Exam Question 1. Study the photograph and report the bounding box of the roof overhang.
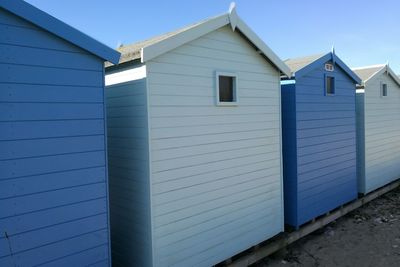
[293,52,361,84]
[359,64,400,88]
[140,3,291,76]
[0,0,120,64]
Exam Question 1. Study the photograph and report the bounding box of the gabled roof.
[284,51,361,84]
[352,64,400,87]
[0,0,120,64]
[284,53,325,74]
[108,3,291,76]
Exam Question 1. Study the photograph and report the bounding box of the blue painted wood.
[295,52,361,84]
[281,54,358,228]
[0,7,112,267]
[0,0,120,63]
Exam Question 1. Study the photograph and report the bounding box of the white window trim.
[381,82,388,97]
[215,71,238,106]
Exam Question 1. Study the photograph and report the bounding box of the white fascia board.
[386,65,400,88]
[141,14,230,62]
[234,16,291,77]
[363,65,386,86]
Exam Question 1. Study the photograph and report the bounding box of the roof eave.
[364,65,400,88]
[141,5,290,76]
[294,52,361,84]
[141,13,230,63]
[0,0,120,64]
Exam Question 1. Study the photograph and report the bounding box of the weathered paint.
[281,53,359,228]
[0,5,117,266]
[106,25,285,267]
[356,70,400,193]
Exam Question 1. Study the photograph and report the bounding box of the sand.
[255,186,400,267]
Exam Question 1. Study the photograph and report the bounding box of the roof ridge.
[351,64,386,70]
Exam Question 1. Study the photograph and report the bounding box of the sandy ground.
[254,186,400,267]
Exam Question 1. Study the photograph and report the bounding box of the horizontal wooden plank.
[152,144,277,172]
[148,60,277,83]
[0,102,104,121]
[0,43,101,71]
[297,124,355,139]
[153,159,280,194]
[0,150,105,180]
[154,186,281,230]
[0,83,103,103]
[298,151,356,175]
[0,63,102,86]
[14,229,109,267]
[150,105,278,117]
[152,152,280,184]
[0,167,106,199]
[151,122,275,139]
[297,117,355,130]
[1,183,107,219]
[151,128,279,150]
[39,244,109,267]
[297,132,355,148]
[0,8,36,29]
[0,120,104,141]
[0,23,85,54]
[0,198,107,237]
[152,136,277,161]
[154,169,280,207]
[297,159,356,185]
[0,135,105,160]
[8,214,107,255]
[297,145,355,166]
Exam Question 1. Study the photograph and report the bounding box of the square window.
[216,72,238,105]
[381,83,388,97]
[326,76,335,95]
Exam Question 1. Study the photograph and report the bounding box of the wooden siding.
[105,65,152,267]
[356,92,366,193]
[146,25,284,267]
[281,61,358,228]
[362,75,400,193]
[281,83,298,226]
[0,8,110,267]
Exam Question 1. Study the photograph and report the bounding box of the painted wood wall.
[105,64,153,267]
[281,61,358,227]
[356,91,366,193]
[0,8,111,266]
[360,74,400,193]
[146,25,284,266]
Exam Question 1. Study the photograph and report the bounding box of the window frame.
[215,71,238,106]
[325,74,336,96]
[381,82,388,97]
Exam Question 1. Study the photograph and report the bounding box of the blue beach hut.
[281,51,361,228]
[0,0,120,266]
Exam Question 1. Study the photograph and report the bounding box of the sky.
[25,0,400,73]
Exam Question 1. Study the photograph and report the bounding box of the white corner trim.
[105,65,147,86]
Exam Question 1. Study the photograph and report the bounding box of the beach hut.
[105,4,290,267]
[0,0,120,266]
[353,64,400,194]
[281,51,361,228]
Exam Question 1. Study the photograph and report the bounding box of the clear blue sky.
[25,0,400,73]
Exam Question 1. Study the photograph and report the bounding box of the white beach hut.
[354,64,400,194]
[105,4,290,267]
